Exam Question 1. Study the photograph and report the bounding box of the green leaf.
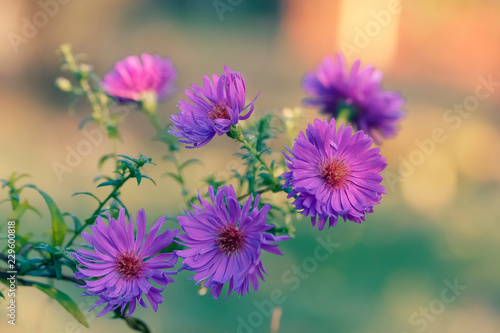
[0,277,10,287]
[63,212,82,232]
[97,180,118,188]
[93,175,112,183]
[120,314,150,332]
[111,196,129,217]
[78,116,94,130]
[73,192,101,204]
[163,172,183,185]
[53,259,63,280]
[33,282,89,328]
[0,290,4,299]
[10,172,31,185]
[34,243,55,254]
[119,159,135,171]
[163,154,176,162]
[1,179,9,188]
[179,158,201,171]
[98,154,116,169]
[139,175,156,186]
[25,185,67,246]
[106,125,120,139]
[7,199,30,222]
[117,154,138,163]
[26,204,42,217]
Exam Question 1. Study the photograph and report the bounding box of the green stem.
[60,45,104,121]
[230,126,279,191]
[116,309,151,333]
[335,102,355,128]
[65,174,132,248]
[236,186,274,201]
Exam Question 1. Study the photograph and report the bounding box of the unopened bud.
[55,77,72,92]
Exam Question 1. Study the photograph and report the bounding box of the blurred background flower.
[0,1,499,332]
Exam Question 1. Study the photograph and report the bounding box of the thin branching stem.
[65,174,132,248]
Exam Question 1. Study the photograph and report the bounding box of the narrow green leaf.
[63,212,82,232]
[0,277,10,287]
[97,180,118,188]
[53,259,63,280]
[119,159,135,171]
[163,172,183,185]
[163,154,176,162]
[93,175,112,183]
[140,175,156,186]
[78,116,94,130]
[72,192,101,204]
[8,172,18,184]
[0,290,4,299]
[135,173,142,185]
[26,204,42,217]
[25,185,67,246]
[34,243,54,254]
[117,154,138,163]
[33,282,89,328]
[7,200,30,222]
[98,154,116,169]
[111,197,129,217]
[179,158,201,171]
[13,173,31,183]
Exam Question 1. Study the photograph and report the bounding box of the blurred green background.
[1,1,500,332]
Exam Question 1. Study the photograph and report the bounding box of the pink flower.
[101,53,176,103]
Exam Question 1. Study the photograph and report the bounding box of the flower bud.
[55,77,72,92]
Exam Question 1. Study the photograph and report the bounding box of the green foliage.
[58,44,122,139]
[0,173,40,223]
[34,282,89,327]
[72,192,101,204]
[65,153,156,248]
[230,114,282,197]
[0,44,301,333]
[25,185,67,247]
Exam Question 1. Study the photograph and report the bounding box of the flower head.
[176,185,289,299]
[101,53,176,103]
[169,66,258,148]
[282,118,387,230]
[73,208,178,317]
[302,54,404,144]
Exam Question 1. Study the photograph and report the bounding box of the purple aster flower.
[168,66,259,148]
[176,185,289,299]
[282,118,387,230]
[302,54,404,144]
[72,208,178,317]
[101,53,176,103]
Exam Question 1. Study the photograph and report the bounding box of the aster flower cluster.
[69,50,402,323]
[302,54,404,144]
